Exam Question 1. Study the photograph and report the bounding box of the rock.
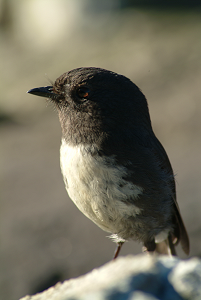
[19,254,201,300]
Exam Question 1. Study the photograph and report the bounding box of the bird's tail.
[155,234,176,256]
[143,232,177,256]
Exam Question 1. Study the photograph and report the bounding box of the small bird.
[28,67,189,258]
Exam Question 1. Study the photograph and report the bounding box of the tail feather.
[173,201,190,255]
[155,240,171,256]
[155,234,177,256]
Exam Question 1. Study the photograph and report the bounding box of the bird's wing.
[149,134,190,255]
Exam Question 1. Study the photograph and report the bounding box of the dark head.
[28,67,152,146]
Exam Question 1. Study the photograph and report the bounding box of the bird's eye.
[76,87,90,99]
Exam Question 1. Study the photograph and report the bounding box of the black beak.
[27,86,58,100]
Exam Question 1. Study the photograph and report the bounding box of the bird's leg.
[113,241,124,260]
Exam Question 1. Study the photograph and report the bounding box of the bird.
[28,67,189,258]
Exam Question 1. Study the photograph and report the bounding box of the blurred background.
[1,0,201,299]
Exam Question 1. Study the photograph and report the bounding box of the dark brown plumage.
[28,67,189,257]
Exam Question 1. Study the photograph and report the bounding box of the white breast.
[60,139,142,235]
